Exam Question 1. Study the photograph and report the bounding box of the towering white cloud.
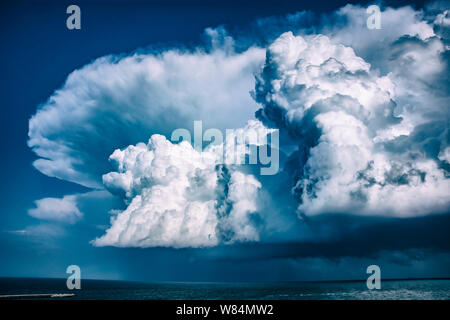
[254,31,450,217]
[93,123,266,248]
[27,3,450,248]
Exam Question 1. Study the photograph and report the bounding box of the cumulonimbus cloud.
[93,126,267,248]
[254,30,449,217]
[27,4,450,248]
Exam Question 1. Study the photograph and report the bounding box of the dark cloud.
[196,213,450,261]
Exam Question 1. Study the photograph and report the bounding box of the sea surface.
[0,278,449,300]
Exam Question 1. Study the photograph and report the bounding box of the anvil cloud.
[28,4,450,249]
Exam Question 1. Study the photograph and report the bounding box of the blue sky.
[0,0,449,282]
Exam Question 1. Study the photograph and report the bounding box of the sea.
[0,278,449,300]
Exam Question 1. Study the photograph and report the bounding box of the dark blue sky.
[0,0,448,282]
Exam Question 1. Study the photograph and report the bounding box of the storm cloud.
[27,3,450,252]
